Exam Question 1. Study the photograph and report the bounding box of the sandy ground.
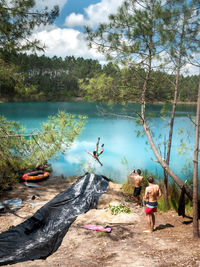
[0,176,200,267]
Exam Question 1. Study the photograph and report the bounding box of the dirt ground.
[0,176,200,267]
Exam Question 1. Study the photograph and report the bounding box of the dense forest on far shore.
[0,52,199,103]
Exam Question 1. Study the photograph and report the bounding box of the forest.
[0,52,199,102]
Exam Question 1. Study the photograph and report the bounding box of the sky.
[31,0,199,75]
[31,0,124,65]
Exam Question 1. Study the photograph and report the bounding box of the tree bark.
[163,2,187,209]
[140,0,194,202]
[142,119,193,200]
[193,75,200,238]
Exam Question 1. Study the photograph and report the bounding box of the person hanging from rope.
[85,137,104,166]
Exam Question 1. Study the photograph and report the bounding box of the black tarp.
[0,173,109,266]
[178,185,200,219]
[178,185,186,217]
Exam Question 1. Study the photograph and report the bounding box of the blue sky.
[56,0,100,28]
[31,0,124,64]
[31,0,199,75]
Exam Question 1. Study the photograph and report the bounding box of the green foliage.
[121,179,134,195]
[1,51,199,102]
[177,139,191,155]
[158,181,193,215]
[158,182,180,211]
[179,75,200,102]
[1,53,105,100]
[0,0,59,52]
[0,111,86,188]
[162,0,200,70]
[109,204,131,215]
[79,66,140,102]
[79,66,148,103]
[0,56,38,98]
[86,0,165,67]
[185,200,193,217]
[79,74,116,102]
[0,0,59,100]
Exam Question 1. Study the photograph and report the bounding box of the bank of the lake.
[0,176,199,267]
[0,96,197,105]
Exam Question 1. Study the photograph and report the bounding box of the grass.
[158,181,193,216]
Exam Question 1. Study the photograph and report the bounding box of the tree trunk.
[163,4,187,209]
[139,0,193,202]
[163,171,169,209]
[163,66,180,209]
[193,75,200,238]
[142,119,193,200]
[140,62,193,200]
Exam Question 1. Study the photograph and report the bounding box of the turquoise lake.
[0,102,197,183]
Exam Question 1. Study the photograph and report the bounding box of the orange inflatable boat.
[21,171,50,181]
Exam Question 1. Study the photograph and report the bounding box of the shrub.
[109,204,131,215]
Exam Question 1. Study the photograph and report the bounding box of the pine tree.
[0,0,59,99]
[160,0,200,209]
[85,0,200,202]
[0,0,59,53]
[0,112,86,189]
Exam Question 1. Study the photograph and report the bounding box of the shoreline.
[0,97,197,105]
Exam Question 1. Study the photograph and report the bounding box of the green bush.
[158,181,192,214]
[109,204,131,215]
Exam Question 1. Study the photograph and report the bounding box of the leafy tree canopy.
[0,0,59,100]
[0,0,59,53]
[0,111,86,189]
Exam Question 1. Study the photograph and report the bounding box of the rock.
[74,208,140,226]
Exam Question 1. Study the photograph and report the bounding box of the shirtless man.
[128,169,143,206]
[85,137,104,166]
[144,176,162,232]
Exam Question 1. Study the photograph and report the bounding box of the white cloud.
[70,140,94,150]
[31,27,105,61]
[65,0,124,28]
[64,154,82,164]
[182,63,200,76]
[66,13,85,27]
[63,140,97,165]
[150,50,199,76]
[34,0,67,11]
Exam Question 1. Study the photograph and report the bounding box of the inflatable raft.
[21,171,50,181]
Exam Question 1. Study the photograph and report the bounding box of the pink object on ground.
[84,224,112,233]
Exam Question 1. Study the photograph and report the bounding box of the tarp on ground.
[0,173,109,266]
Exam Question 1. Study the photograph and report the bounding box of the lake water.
[0,102,197,183]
